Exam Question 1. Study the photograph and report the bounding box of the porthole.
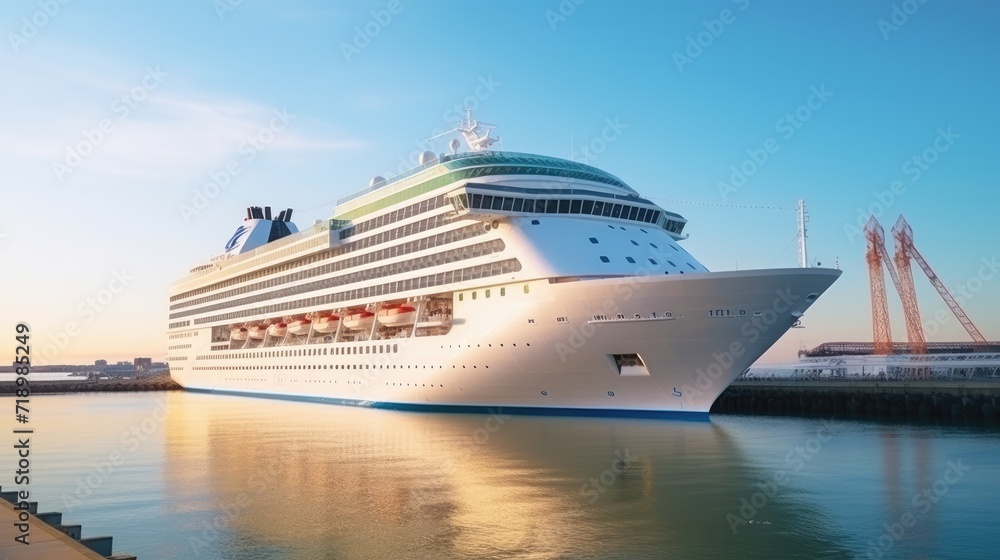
[608,391,615,397]
[491,220,500,229]
[500,287,506,296]
[523,284,530,294]
[589,237,599,244]
[472,292,477,300]
[485,289,491,298]
[600,256,610,263]
[541,390,548,396]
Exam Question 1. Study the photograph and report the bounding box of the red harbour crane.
[864,215,987,354]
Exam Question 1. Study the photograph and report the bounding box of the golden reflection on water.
[158,392,852,559]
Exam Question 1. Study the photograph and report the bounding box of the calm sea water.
[3,392,998,559]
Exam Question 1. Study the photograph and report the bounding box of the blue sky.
[1,0,997,365]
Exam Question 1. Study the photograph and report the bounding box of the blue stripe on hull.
[185,387,709,421]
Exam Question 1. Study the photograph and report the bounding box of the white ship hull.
[171,268,838,416]
[167,147,841,417]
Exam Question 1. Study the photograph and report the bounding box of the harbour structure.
[747,215,999,381]
[167,113,840,416]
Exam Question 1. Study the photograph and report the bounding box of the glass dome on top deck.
[336,150,639,208]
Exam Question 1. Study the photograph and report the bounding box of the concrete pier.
[712,378,1000,421]
[0,489,135,559]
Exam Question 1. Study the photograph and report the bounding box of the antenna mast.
[797,198,809,268]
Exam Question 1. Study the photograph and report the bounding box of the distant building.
[134,357,152,374]
[95,359,108,367]
[105,361,135,377]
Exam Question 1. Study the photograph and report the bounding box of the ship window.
[546,200,559,213]
[611,204,622,218]
[501,197,514,211]
[593,201,604,215]
[472,291,477,300]
[626,257,636,264]
[570,200,582,214]
[485,289,491,298]
[482,195,493,209]
[558,200,570,213]
[651,211,661,223]
[491,196,504,211]
[582,200,594,214]
[471,194,482,208]
[512,198,523,212]
[630,240,638,246]
[523,199,535,213]
[600,256,610,263]
[601,203,613,217]
[607,224,614,229]
[459,293,464,301]
[394,344,398,353]
[638,208,648,222]
[524,284,530,294]
[500,287,506,296]
[688,263,697,270]
[650,243,658,249]
[628,206,639,221]
[649,258,657,265]
[668,260,676,267]
[589,237,598,244]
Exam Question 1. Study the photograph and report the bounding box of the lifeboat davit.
[248,325,267,340]
[313,314,340,334]
[287,319,311,336]
[267,322,287,338]
[230,327,248,341]
[342,311,375,331]
[378,304,417,327]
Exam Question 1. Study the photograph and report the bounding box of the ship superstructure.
[167,117,840,416]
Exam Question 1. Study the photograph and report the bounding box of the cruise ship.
[167,115,841,417]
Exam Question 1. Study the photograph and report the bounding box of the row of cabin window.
[193,258,522,326]
[172,239,505,320]
[457,285,526,302]
[467,194,661,225]
[208,344,401,360]
[172,222,488,311]
[339,195,447,240]
[174,210,462,303]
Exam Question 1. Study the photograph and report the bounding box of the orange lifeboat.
[313,314,340,334]
[287,318,311,336]
[377,304,417,327]
[248,324,267,340]
[267,322,287,338]
[230,327,248,341]
[342,310,375,331]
